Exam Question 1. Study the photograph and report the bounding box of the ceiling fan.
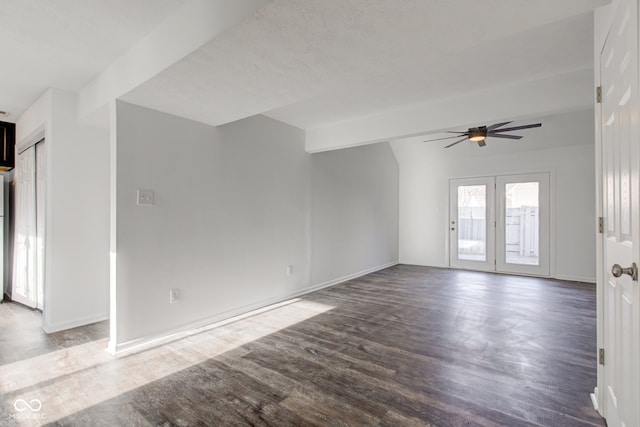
[424,121,542,148]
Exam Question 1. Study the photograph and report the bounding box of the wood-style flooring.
[0,265,604,426]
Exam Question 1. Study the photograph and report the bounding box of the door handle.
[611,263,638,281]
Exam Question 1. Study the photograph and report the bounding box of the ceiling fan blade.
[446,130,469,134]
[486,121,512,132]
[491,123,542,133]
[424,135,469,143]
[488,133,523,140]
[444,137,469,148]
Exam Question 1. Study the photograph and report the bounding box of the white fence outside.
[458,206,539,263]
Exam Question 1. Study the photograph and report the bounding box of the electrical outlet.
[169,288,179,303]
[287,265,294,276]
[137,189,155,206]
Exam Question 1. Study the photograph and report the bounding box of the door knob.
[611,263,638,281]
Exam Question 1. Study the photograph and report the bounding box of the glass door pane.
[504,182,539,265]
[496,173,550,276]
[457,185,487,261]
[449,177,495,272]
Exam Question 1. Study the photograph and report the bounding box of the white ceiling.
[2,0,608,131]
[0,0,186,121]
[265,13,596,129]
[121,0,607,129]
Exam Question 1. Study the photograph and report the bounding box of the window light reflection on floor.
[0,298,334,424]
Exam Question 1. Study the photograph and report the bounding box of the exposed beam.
[78,0,271,126]
[305,68,594,153]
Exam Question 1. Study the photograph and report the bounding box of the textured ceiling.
[0,0,186,121]
[2,0,608,130]
[122,0,607,129]
[265,13,596,129]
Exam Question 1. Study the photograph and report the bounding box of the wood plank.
[4,265,603,426]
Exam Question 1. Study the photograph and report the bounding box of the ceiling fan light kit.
[425,121,542,148]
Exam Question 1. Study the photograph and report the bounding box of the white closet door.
[12,146,37,308]
[35,141,46,310]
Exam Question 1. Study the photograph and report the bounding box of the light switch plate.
[137,189,154,206]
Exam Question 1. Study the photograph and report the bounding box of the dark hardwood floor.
[0,265,603,426]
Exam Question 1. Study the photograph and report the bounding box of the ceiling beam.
[305,68,594,153]
[77,0,271,127]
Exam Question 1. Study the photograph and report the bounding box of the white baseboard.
[421,264,596,284]
[590,388,599,411]
[43,312,109,334]
[307,261,399,294]
[554,274,596,284]
[111,261,399,356]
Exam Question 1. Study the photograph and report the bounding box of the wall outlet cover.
[169,288,179,303]
[137,189,155,206]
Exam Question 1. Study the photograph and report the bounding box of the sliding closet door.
[12,146,37,308]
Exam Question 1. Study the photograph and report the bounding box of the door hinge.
[599,348,605,365]
[598,217,604,234]
[596,86,602,104]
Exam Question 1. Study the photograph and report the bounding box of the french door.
[450,173,550,276]
[449,177,495,271]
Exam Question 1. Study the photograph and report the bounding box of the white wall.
[392,109,596,282]
[311,143,399,285]
[112,101,399,350]
[16,88,110,332]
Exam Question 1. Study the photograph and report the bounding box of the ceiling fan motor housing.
[469,127,487,142]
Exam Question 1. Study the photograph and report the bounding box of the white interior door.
[600,0,640,425]
[12,146,37,308]
[496,173,550,276]
[449,177,495,271]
